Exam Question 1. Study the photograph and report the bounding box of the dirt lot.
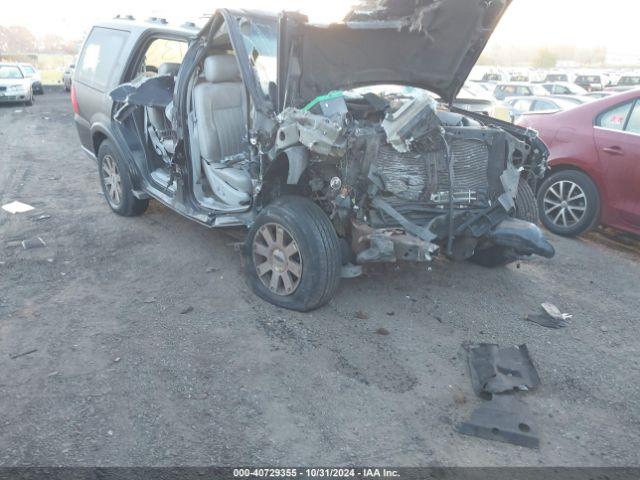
[1,89,639,467]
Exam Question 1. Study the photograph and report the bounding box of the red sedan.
[517,89,640,237]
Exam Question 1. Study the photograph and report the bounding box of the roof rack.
[114,14,135,20]
[146,17,168,24]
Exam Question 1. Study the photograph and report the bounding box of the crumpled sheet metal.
[457,395,540,449]
[467,343,540,398]
[276,108,346,157]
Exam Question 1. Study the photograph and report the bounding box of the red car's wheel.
[537,170,600,237]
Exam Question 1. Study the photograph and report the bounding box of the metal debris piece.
[34,214,52,221]
[375,328,390,336]
[457,395,540,449]
[541,302,572,321]
[355,310,369,320]
[526,314,568,329]
[22,237,46,250]
[2,201,35,214]
[467,344,540,398]
[180,306,194,315]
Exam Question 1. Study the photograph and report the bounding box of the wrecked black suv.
[73,1,554,311]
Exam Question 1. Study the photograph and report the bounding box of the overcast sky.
[2,0,638,55]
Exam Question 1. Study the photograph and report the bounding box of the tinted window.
[516,86,531,95]
[532,100,557,111]
[76,27,130,91]
[597,101,633,131]
[21,66,35,76]
[619,76,640,86]
[625,101,640,134]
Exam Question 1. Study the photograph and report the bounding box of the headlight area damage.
[272,92,554,269]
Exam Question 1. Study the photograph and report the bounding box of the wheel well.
[92,132,107,155]
[539,164,599,193]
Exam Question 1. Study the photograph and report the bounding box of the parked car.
[19,64,43,94]
[544,72,572,83]
[447,83,496,116]
[517,90,640,237]
[542,82,587,96]
[482,72,508,83]
[493,82,549,101]
[0,63,35,105]
[583,91,614,99]
[575,74,610,92]
[73,6,554,311]
[501,95,581,122]
[615,75,640,88]
[63,64,75,91]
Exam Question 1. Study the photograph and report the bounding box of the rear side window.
[76,27,130,91]
[624,101,640,134]
[596,101,633,131]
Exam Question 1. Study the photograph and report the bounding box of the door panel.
[594,99,640,227]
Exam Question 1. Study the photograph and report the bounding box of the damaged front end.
[271,90,554,268]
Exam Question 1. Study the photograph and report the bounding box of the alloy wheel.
[252,223,303,296]
[101,155,123,207]
[543,180,587,228]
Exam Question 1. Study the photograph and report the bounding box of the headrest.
[158,62,181,76]
[203,55,240,83]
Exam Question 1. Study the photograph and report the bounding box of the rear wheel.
[537,170,599,237]
[98,140,149,216]
[245,196,341,311]
[470,179,539,268]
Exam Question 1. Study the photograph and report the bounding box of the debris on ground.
[457,395,540,449]
[21,237,46,250]
[206,267,218,273]
[10,348,38,359]
[541,302,572,321]
[526,313,568,329]
[526,302,572,329]
[180,306,194,315]
[2,201,35,214]
[33,214,52,221]
[375,328,390,336]
[467,343,540,398]
[355,310,369,320]
[453,391,466,405]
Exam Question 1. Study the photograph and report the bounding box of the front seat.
[147,62,182,160]
[193,55,251,206]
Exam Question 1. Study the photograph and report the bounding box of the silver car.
[0,63,34,106]
[63,64,75,92]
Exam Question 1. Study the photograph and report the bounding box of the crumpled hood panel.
[298,0,511,104]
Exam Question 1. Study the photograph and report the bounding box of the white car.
[19,63,44,94]
[0,63,34,106]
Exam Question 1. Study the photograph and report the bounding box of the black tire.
[470,179,539,268]
[537,169,599,237]
[244,196,341,312]
[98,140,149,217]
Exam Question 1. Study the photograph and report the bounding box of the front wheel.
[244,196,341,312]
[98,140,149,216]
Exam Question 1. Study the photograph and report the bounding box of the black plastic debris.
[457,395,540,449]
[21,237,46,250]
[467,344,540,398]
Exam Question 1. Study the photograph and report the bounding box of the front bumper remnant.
[487,218,555,259]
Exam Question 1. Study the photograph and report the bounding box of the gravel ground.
[1,89,639,467]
